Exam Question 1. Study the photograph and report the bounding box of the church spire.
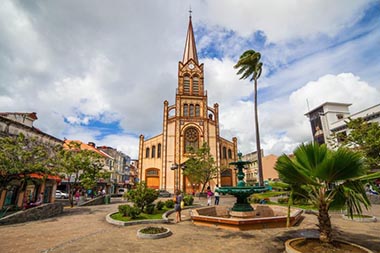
[182,11,198,64]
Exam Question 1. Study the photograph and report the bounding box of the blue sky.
[0,0,379,158]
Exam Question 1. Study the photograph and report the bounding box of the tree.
[275,142,380,243]
[183,142,218,193]
[234,49,264,186]
[125,181,159,212]
[330,118,380,172]
[56,142,106,207]
[0,133,58,192]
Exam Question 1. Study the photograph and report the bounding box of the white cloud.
[0,0,379,160]
[201,0,373,42]
[258,73,380,155]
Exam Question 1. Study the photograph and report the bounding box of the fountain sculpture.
[216,153,267,217]
[190,153,303,230]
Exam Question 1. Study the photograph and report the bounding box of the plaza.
[0,196,379,253]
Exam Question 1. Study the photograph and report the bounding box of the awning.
[22,173,62,182]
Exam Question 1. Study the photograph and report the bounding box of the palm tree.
[234,50,264,186]
[275,142,380,243]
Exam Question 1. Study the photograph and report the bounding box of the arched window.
[190,104,194,117]
[228,149,232,159]
[184,76,190,94]
[146,169,159,176]
[192,76,199,95]
[145,147,150,158]
[157,144,161,158]
[223,147,227,159]
[151,145,156,158]
[183,104,188,116]
[195,104,200,117]
[184,127,199,152]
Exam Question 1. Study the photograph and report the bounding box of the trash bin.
[104,195,110,204]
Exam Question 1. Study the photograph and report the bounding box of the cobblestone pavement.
[0,196,379,253]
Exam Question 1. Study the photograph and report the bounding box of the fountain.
[190,153,303,230]
[217,153,267,217]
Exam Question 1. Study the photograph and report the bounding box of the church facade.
[138,16,238,194]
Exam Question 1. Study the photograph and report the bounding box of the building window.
[151,145,156,158]
[183,104,188,116]
[190,104,194,117]
[223,147,227,159]
[195,104,200,117]
[184,76,190,94]
[145,147,150,158]
[157,144,161,158]
[228,149,232,159]
[184,127,199,152]
[192,77,199,95]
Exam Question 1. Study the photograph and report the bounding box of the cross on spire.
[189,6,192,19]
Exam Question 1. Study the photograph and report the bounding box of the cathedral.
[138,16,238,194]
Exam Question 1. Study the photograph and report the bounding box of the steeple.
[182,12,198,64]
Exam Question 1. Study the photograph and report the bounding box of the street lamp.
[171,163,186,192]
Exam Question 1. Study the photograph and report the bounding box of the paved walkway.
[0,196,379,253]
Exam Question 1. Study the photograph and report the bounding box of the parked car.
[117,188,128,197]
[55,190,69,199]
[157,190,171,198]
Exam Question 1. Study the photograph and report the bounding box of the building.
[97,146,132,192]
[138,16,238,194]
[305,102,380,147]
[242,151,279,184]
[0,112,63,209]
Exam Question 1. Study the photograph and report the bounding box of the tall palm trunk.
[254,77,264,186]
[318,203,332,243]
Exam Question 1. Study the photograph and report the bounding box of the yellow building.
[138,16,238,194]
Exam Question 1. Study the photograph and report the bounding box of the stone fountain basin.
[191,204,303,231]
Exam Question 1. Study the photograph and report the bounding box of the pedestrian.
[214,184,220,205]
[174,190,183,223]
[75,190,80,204]
[206,186,213,206]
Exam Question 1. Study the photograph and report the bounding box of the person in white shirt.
[214,184,220,205]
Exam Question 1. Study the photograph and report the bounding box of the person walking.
[206,186,213,206]
[214,184,220,205]
[174,190,183,223]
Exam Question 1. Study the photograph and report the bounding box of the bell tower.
[139,13,238,194]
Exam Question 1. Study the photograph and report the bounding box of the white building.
[305,102,380,148]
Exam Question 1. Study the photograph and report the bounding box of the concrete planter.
[285,238,373,253]
[136,227,172,239]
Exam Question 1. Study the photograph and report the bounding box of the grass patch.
[111,207,170,222]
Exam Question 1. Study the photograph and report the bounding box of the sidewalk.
[0,196,378,253]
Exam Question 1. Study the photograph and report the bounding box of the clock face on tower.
[188,63,195,70]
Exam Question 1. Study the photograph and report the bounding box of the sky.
[1,0,379,159]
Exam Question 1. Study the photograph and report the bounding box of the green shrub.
[128,205,141,219]
[125,181,159,212]
[145,204,155,214]
[156,200,164,210]
[118,204,141,219]
[118,204,129,216]
[249,196,261,203]
[165,199,174,208]
[277,197,289,204]
[183,195,194,206]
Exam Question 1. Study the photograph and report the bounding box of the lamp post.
[171,163,186,192]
